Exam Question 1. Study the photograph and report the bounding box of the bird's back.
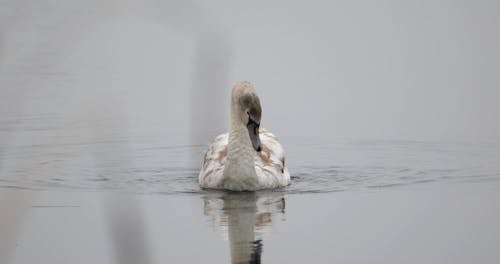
[199,129,290,190]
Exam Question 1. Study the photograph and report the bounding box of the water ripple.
[1,141,499,195]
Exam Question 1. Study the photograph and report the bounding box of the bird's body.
[198,81,290,191]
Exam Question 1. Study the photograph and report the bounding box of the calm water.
[1,74,500,264]
[2,1,500,263]
[1,116,500,263]
[1,132,500,194]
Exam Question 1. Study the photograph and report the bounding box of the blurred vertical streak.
[0,30,3,69]
[0,31,4,169]
[1,1,231,263]
[89,122,152,264]
[0,191,33,264]
[89,110,151,264]
[190,30,232,146]
[102,193,152,264]
[149,0,232,161]
[0,1,152,263]
[0,26,19,264]
[0,9,31,262]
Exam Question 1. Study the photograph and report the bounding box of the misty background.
[1,0,499,150]
[1,1,500,264]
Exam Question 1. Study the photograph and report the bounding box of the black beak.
[247,119,261,152]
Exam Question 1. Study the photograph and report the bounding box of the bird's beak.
[247,118,261,152]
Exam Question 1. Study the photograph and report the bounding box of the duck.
[199,81,290,191]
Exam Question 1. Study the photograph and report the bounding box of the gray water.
[2,1,500,263]
[1,110,500,264]
[1,133,500,194]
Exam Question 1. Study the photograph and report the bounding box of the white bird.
[199,81,290,191]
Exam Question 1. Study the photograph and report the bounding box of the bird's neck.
[222,109,258,190]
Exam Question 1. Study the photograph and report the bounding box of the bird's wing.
[199,133,228,188]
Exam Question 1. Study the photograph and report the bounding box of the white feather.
[198,81,290,190]
[199,128,290,190]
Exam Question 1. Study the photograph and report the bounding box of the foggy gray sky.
[1,3,500,263]
[0,0,499,146]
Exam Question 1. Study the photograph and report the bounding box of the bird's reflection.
[203,191,286,264]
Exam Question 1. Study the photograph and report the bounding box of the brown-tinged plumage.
[198,81,290,190]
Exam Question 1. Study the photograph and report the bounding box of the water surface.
[1,134,499,194]
[2,1,500,263]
